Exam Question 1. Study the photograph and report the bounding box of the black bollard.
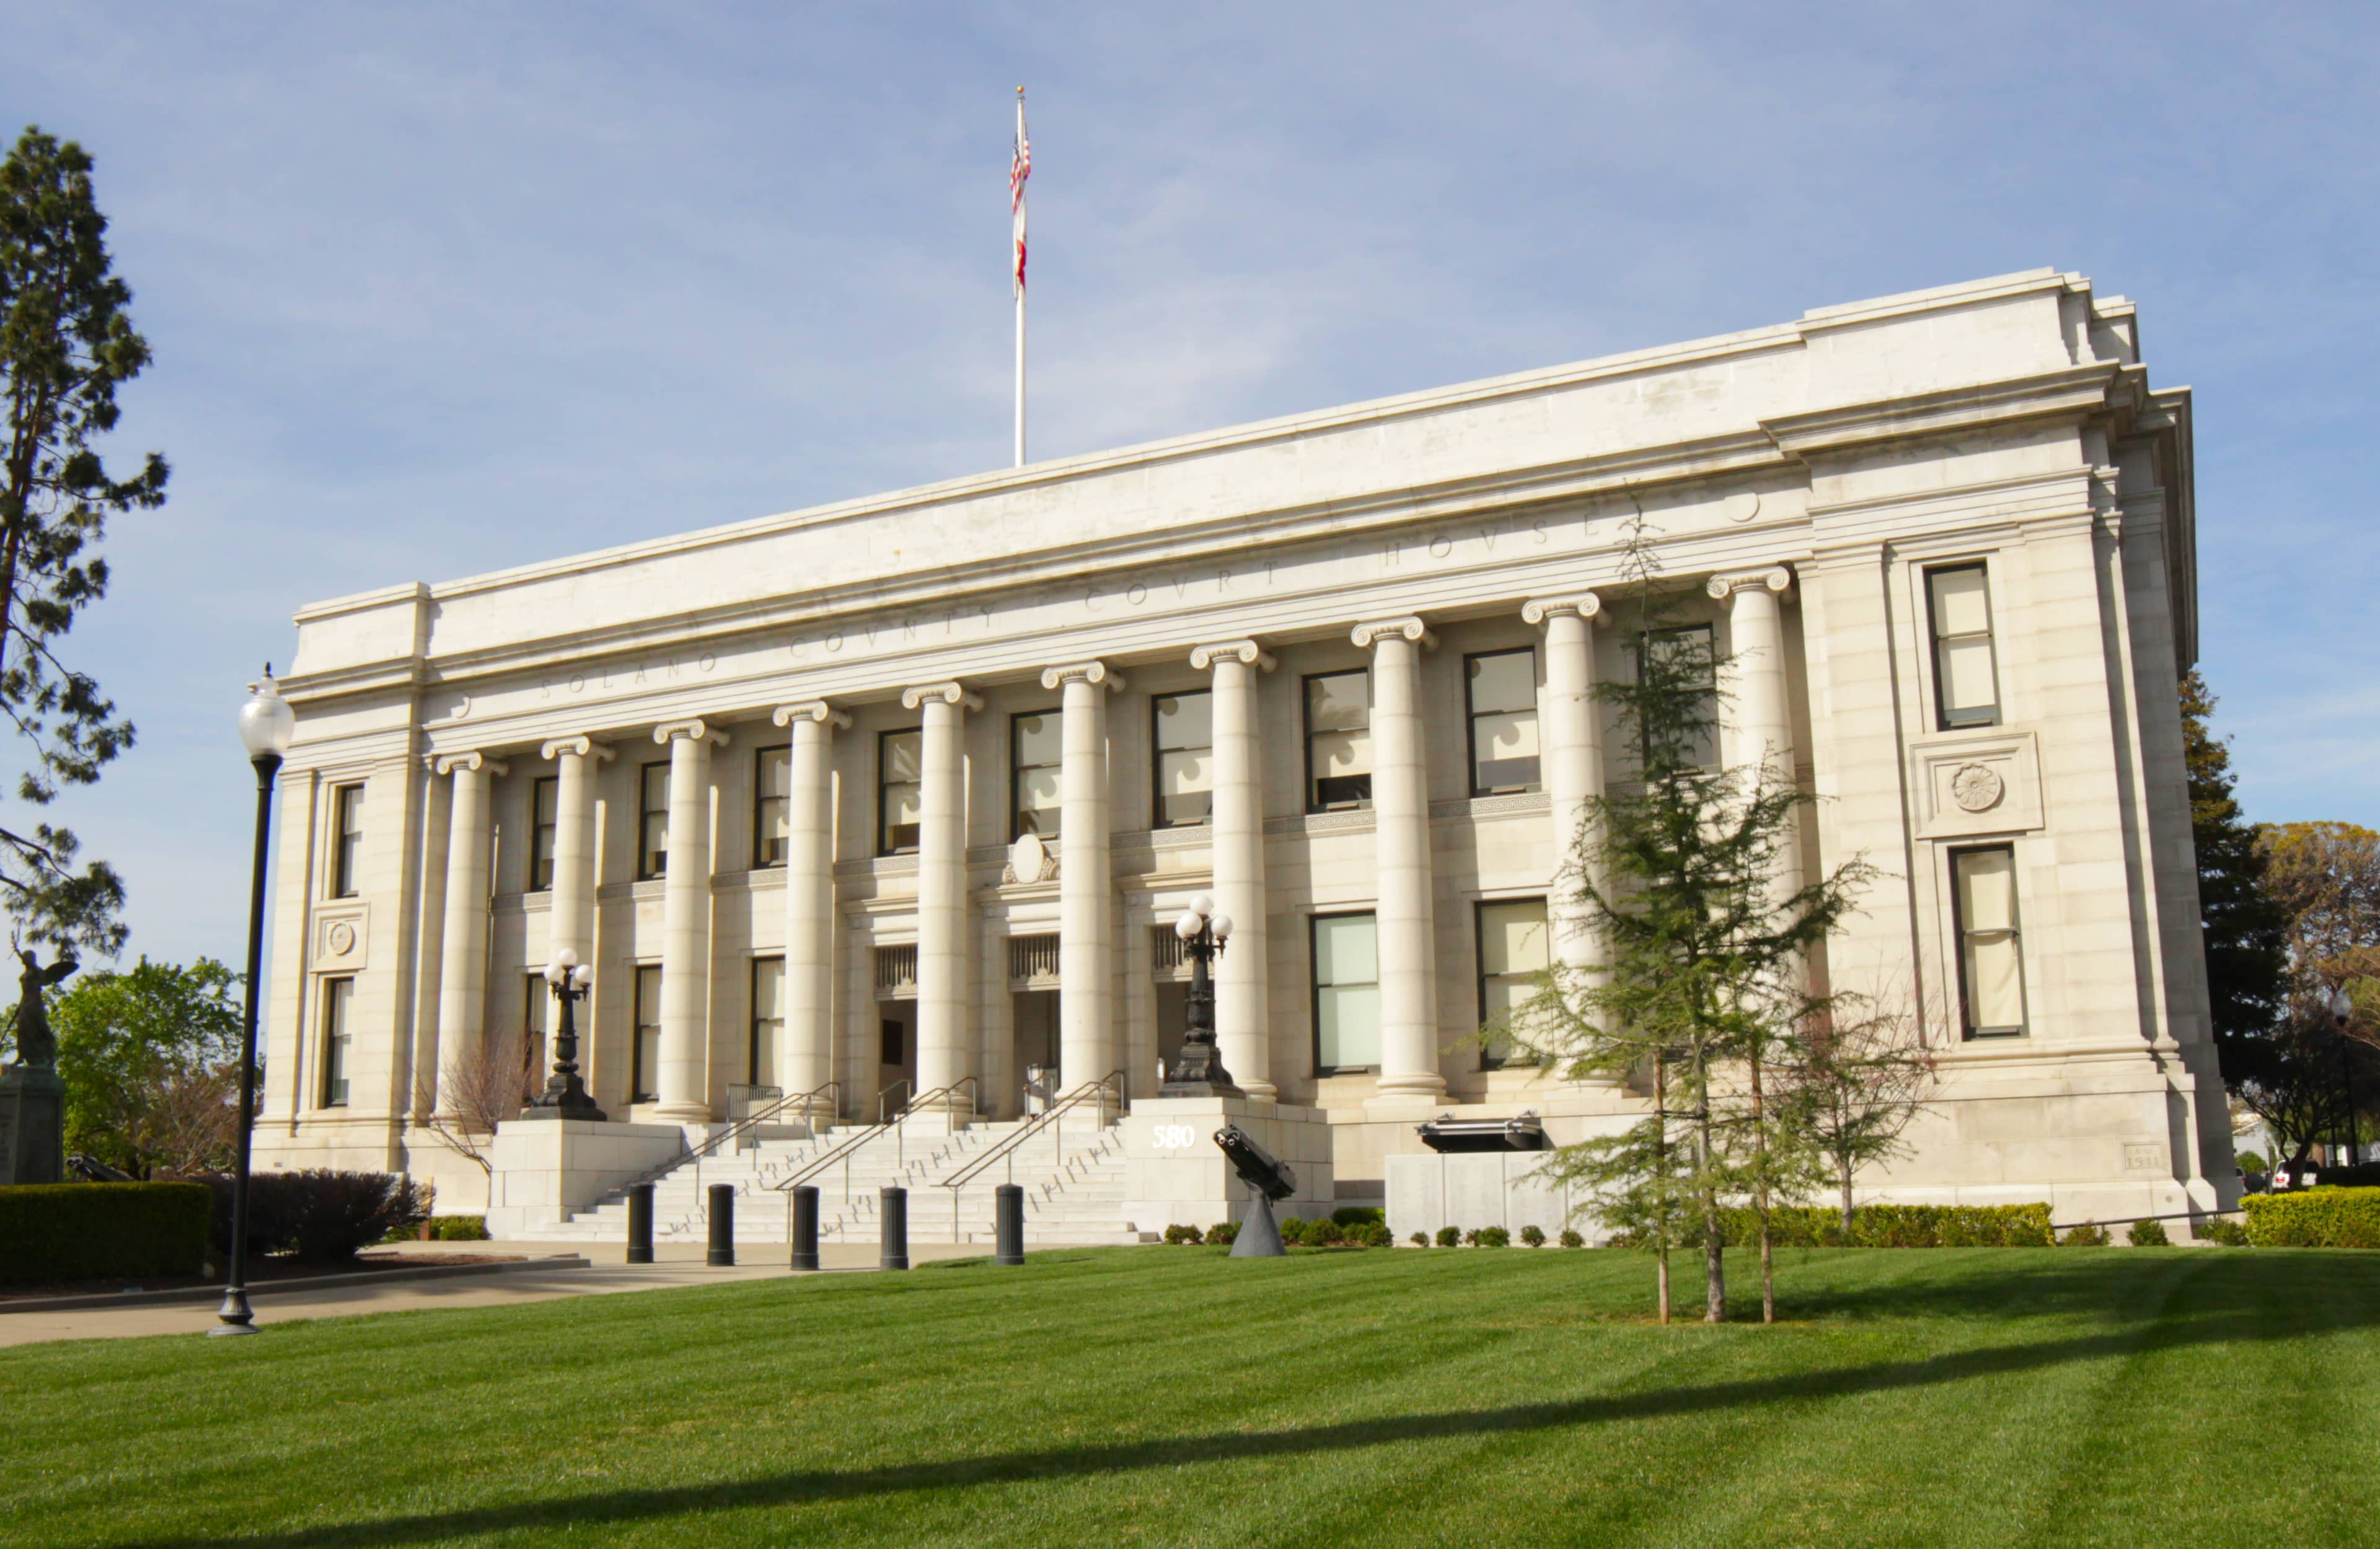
[789,1184,820,1271]
[626,1182,654,1264]
[707,1183,736,1266]
[994,1183,1025,1266]
[880,1184,909,1271]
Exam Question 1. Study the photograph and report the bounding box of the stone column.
[901,682,981,1110]
[652,720,726,1121]
[772,701,849,1106]
[1352,617,1445,1102]
[1190,639,1276,1098]
[408,760,452,1120]
[432,751,505,1114]
[1522,596,1605,970]
[1708,566,1802,895]
[1043,662,1122,1094]
[539,736,612,968]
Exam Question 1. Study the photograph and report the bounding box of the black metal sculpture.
[0,949,77,1185]
[1215,1123,1297,1258]
[7,949,77,1070]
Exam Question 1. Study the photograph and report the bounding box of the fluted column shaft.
[1525,597,1605,970]
[775,702,847,1103]
[433,752,503,1113]
[1709,567,1802,897]
[1355,618,1445,1100]
[904,682,979,1105]
[654,722,723,1120]
[1046,662,1120,1093]
[1192,640,1274,1097]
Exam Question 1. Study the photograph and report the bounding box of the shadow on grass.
[128,1252,2380,1548]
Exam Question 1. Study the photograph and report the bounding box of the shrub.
[1559,1229,1585,1248]
[2127,1218,2171,1247]
[0,1182,211,1286]
[1277,1216,1306,1245]
[2198,1217,2250,1247]
[1163,1224,1204,1245]
[1409,1232,1429,1247]
[2060,1222,2110,1247]
[2303,1162,2380,1190]
[1476,1226,1511,1248]
[433,1214,490,1242]
[1303,1219,1346,1247]
[2234,1151,2268,1175]
[1348,1221,1393,1248]
[2244,1186,2380,1248]
[1331,1206,1385,1228]
[1435,1226,1461,1248]
[203,1170,431,1263]
[1713,1203,2055,1249]
[1518,1224,1546,1248]
[1205,1220,1238,1247]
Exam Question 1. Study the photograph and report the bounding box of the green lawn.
[4,1246,2378,1548]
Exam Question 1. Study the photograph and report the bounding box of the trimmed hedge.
[0,1182,210,1286]
[202,1170,432,1263]
[1713,1203,2055,1248]
[2243,1187,2380,1248]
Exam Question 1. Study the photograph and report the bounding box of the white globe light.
[571,963,594,990]
[1175,911,1203,941]
[544,961,567,986]
[1210,913,1233,941]
[554,946,579,970]
[1189,893,1215,918]
[238,671,296,759]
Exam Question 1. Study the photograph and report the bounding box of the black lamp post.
[1159,893,1241,1099]
[519,949,605,1121]
[213,669,295,1337]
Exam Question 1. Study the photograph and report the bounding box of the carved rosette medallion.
[1950,763,2006,814]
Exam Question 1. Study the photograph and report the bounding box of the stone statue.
[7,949,79,1069]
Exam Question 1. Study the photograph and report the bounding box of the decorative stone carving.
[1705,565,1793,602]
[1724,491,1762,524]
[1003,832,1059,885]
[653,719,728,748]
[1950,763,2006,813]
[1188,639,1276,672]
[1520,594,1603,627]
[900,681,983,712]
[772,700,852,731]
[1040,661,1125,693]
[539,734,617,764]
[1350,616,1436,651]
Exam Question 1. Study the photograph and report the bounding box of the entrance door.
[875,999,918,1117]
[1154,981,1189,1082]
[1013,990,1059,1110]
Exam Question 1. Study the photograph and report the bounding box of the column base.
[648,1101,713,1124]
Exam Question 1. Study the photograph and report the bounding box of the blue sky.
[1,3,2371,967]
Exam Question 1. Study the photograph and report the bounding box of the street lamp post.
[519,949,604,1121]
[213,670,295,1337]
[1158,893,1242,1099]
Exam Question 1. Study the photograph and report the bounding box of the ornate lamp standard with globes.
[1158,893,1241,1099]
[519,948,604,1121]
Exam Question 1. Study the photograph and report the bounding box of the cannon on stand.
[1214,1124,1297,1258]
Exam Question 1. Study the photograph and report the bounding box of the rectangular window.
[320,977,353,1107]
[1305,671,1373,812]
[523,972,549,1082]
[330,783,365,897]
[632,965,663,1102]
[754,745,791,868]
[1476,898,1549,1068]
[1311,912,1382,1072]
[1952,846,2026,1038]
[1637,625,1721,771]
[1011,710,1063,841]
[1466,649,1541,795]
[751,956,784,1086]
[879,729,923,855]
[530,776,559,892]
[1928,563,2001,729]
[638,762,671,880]
[881,1019,906,1066]
[1153,690,1214,827]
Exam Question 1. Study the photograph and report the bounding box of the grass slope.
[4,1247,2377,1548]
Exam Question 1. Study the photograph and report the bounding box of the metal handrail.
[876,1079,912,1125]
[613,1077,845,1199]
[939,1071,1125,1240]
[777,1076,981,1203]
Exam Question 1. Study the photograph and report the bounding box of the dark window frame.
[1925,561,2003,731]
[753,744,791,869]
[1474,895,1549,1070]
[1463,646,1542,797]
[1152,688,1215,829]
[1310,909,1382,1076]
[1949,843,2027,1040]
[1303,669,1374,814]
[631,963,663,1102]
[529,775,559,892]
[1010,708,1064,842]
[878,727,923,857]
[330,782,365,898]
[637,761,671,880]
[750,955,785,1086]
[1631,623,1721,773]
[319,976,353,1107]
[523,972,549,1077]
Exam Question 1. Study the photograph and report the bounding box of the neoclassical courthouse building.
[255,270,2231,1228]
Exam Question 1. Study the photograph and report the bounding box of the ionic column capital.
[1188,639,1276,672]
[901,681,984,712]
[1040,660,1125,693]
[653,719,729,748]
[433,750,508,778]
[539,735,616,763]
[1522,594,1606,628]
[772,700,852,731]
[1706,566,1794,602]
[1351,616,1436,651]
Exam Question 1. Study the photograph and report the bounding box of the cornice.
[1761,362,2120,459]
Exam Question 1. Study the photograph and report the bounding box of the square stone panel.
[1910,728,2043,840]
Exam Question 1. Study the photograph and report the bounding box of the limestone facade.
[255,268,2228,1224]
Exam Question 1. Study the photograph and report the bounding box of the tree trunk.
[1840,1157,1856,1234]
[1698,1053,1724,1323]
[1655,1053,1670,1325]
[1752,1051,1773,1325]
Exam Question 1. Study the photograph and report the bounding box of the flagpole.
[1013,87,1027,468]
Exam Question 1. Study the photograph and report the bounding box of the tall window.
[879,729,923,855]
[330,783,364,897]
[1466,649,1541,795]
[1153,690,1214,827]
[638,762,671,880]
[1011,710,1062,840]
[632,965,663,1102]
[751,957,784,1086]
[1311,912,1381,1072]
[530,776,559,892]
[1928,563,2001,729]
[1952,846,2026,1038]
[754,745,791,868]
[1637,625,1720,771]
[1476,898,1549,1068]
[1305,671,1372,812]
[320,977,353,1107]
[523,973,549,1082]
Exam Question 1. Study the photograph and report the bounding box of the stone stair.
[519,1115,1149,1247]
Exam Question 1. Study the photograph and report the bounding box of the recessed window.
[1012,709,1063,841]
[1305,671,1373,812]
[754,745,791,868]
[1153,690,1214,827]
[1635,625,1720,772]
[1951,846,2026,1038]
[1928,564,2001,729]
[880,1018,906,1066]
[632,965,663,1102]
[1466,649,1541,796]
[638,762,671,880]
[879,729,923,856]
[320,976,353,1107]
[751,956,784,1086]
[523,972,549,1082]
[330,783,364,898]
[1311,912,1381,1073]
[530,776,558,892]
[1476,898,1549,1068]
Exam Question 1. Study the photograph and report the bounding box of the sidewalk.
[0,1239,995,1348]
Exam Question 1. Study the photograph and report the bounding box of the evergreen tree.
[2181,671,2287,1048]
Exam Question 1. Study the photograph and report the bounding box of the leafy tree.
[35,957,243,1176]
[2180,672,2287,1047]
[1772,990,1940,1232]
[0,126,167,954]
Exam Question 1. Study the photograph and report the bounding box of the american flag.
[1011,90,1031,298]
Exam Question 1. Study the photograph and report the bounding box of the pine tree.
[2182,671,2286,1047]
